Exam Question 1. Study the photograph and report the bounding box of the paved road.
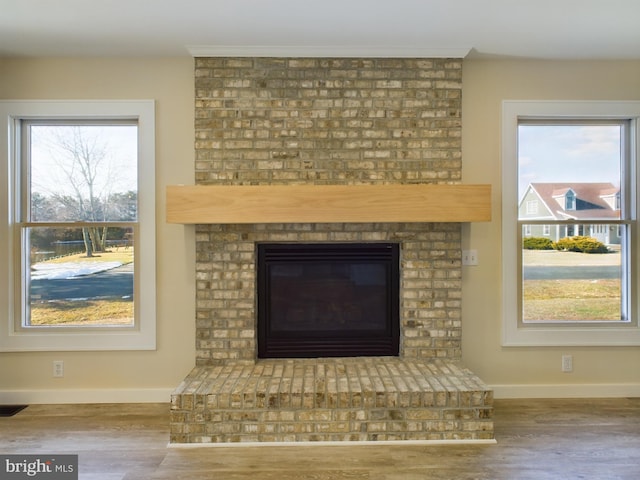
[523,265,620,280]
[30,264,133,301]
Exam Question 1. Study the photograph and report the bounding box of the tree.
[31,125,137,257]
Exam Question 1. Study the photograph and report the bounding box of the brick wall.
[193,58,464,365]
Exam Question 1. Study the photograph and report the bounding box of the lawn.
[30,299,134,326]
[44,248,133,265]
[29,249,134,326]
[522,249,622,322]
[523,279,621,321]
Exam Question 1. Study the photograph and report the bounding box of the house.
[0,0,639,444]
[519,182,621,244]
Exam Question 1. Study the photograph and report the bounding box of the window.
[0,101,156,351]
[564,189,576,210]
[502,101,640,346]
[519,121,627,323]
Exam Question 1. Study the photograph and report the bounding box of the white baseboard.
[0,388,173,404]
[491,383,640,399]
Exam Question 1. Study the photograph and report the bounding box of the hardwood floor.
[1,398,639,479]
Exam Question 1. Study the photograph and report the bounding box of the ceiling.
[2,0,640,60]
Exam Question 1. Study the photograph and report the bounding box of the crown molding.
[186,45,471,58]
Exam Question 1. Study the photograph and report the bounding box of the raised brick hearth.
[171,358,492,443]
[169,57,494,444]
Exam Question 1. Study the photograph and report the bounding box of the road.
[30,264,133,301]
[523,265,620,280]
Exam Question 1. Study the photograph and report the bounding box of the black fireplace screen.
[257,243,400,358]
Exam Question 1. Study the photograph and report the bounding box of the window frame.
[502,100,640,346]
[0,100,156,351]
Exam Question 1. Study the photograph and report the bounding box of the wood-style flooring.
[1,398,639,479]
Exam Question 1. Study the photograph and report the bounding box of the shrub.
[523,237,554,250]
[553,236,577,252]
[553,236,609,254]
[574,237,609,254]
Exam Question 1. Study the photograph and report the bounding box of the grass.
[29,248,134,326]
[44,248,133,265]
[30,299,133,326]
[523,279,621,321]
[522,250,622,321]
[522,250,621,322]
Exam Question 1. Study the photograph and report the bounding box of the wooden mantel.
[166,184,491,224]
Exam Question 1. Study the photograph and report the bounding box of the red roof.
[528,182,620,220]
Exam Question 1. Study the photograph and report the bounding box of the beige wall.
[0,58,196,402]
[462,60,640,397]
[1,57,639,401]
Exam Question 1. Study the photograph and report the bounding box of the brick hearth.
[171,358,492,443]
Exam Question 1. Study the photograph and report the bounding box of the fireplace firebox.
[257,243,400,358]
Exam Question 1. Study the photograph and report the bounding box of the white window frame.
[0,100,156,351]
[502,100,640,346]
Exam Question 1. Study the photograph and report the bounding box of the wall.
[462,60,640,398]
[1,57,639,402]
[0,57,196,403]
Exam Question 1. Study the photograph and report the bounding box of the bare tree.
[32,125,129,256]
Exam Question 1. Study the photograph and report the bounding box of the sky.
[518,124,622,199]
[29,124,138,198]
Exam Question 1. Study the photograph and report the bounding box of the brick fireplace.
[169,57,494,443]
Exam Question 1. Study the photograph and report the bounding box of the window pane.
[26,226,134,327]
[521,224,623,322]
[518,124,622,221]
[29,124,138,222]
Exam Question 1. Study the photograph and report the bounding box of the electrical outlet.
[561,354,573,373]
[53,360,64,378]
[462,249,479,266]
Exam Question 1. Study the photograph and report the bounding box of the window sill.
[502,321,640,347]
[0,325,156,352]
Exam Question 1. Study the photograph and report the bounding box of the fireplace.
[257,243,400,358]
[181,57,473,366]
[168,58,494,444]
